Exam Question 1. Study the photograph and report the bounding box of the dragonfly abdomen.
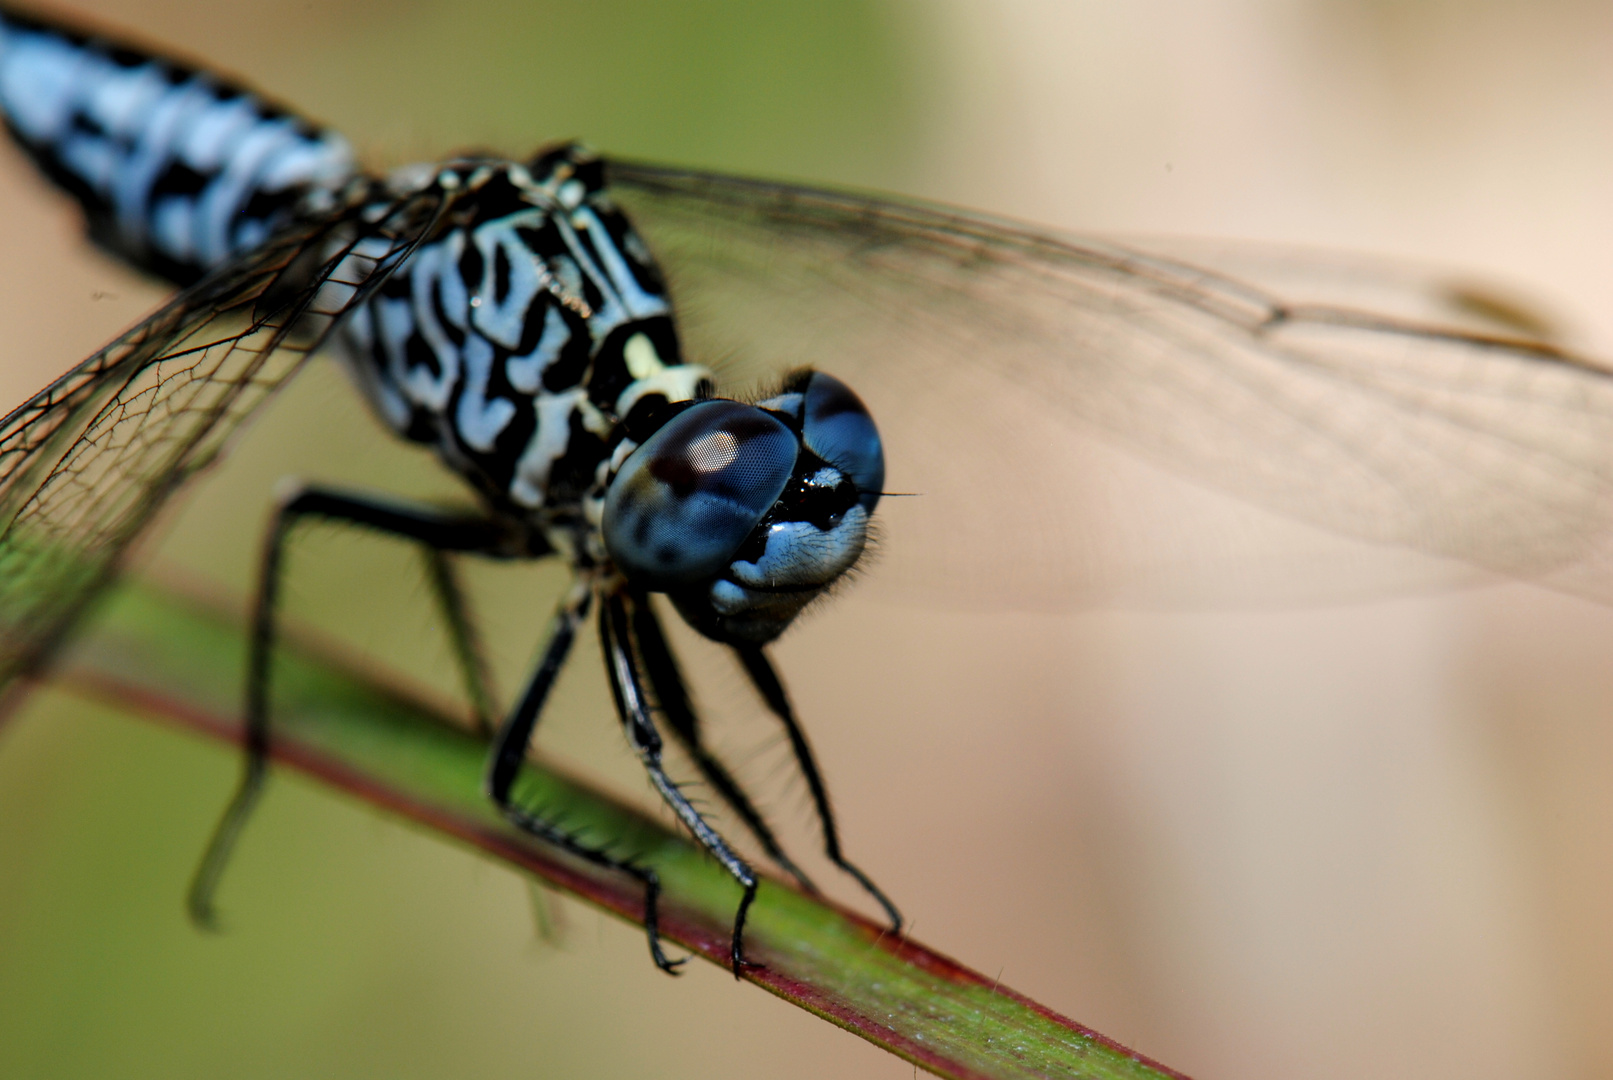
[0,7,354,284]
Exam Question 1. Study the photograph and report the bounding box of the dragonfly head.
[602,370,883,644]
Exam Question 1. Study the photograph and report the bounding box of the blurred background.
[4,1,1613,1078]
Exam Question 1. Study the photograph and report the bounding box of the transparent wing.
[1111,236,1574,344]
[0,183,448,685]
[607,160,1613,608]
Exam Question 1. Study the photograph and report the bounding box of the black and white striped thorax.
[0,7,354,283]
[333,146,713,558]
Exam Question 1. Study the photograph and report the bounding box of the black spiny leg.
[629,596,819,894]
[734,644,903,932]
[420,547,497,736]
[603,591,760,977]
[188,485,511,929]
[485,583,684,974]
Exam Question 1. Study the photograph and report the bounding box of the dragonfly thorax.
[335,148,710,543]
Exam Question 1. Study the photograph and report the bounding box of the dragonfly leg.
[602,590,760,978]
[733,644,903,932]
[628,595,819,893]
[485,582,685,974]
[187,484,511,929]
[419,547,497,736]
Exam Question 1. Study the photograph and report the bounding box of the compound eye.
[604,401,797,588]
[801,372,884,511]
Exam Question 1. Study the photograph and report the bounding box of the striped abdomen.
[0,7,353,283]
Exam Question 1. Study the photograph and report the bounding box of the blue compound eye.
[801,372,884,511]
[604,400,797,588]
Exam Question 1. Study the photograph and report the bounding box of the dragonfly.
[4,3,1613,977]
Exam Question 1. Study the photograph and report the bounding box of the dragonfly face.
[604,370,884,644]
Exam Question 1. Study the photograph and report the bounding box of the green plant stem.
[34,579,1190,1080]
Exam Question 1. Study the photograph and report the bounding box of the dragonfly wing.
[0,183,447,685]
[1114,235,1572,346]
[606,160,1613,609]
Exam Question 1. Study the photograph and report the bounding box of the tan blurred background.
[4,1,1613,1078]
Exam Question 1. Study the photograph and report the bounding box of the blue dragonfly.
[0,2,1610,977]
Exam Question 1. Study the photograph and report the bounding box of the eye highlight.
[685,429,740,472]
[603,400,796,588]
